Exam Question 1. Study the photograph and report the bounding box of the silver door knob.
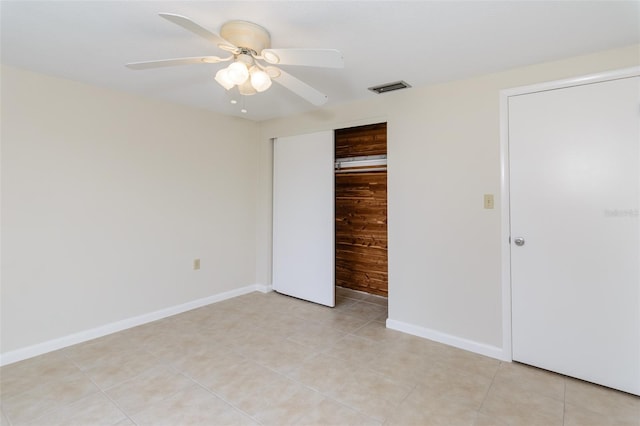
[514,237,525,246]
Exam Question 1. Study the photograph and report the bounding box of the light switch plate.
[484,194,494,209]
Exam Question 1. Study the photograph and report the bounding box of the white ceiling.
[2,1,639,121]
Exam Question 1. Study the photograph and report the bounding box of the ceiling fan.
[126,13,344,106]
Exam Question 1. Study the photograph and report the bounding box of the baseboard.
[386,318,509,361]
[255,283,273,293]
[0,284,267,366]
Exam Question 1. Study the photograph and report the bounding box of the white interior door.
[509,75,640,395]
[272,131,335,307]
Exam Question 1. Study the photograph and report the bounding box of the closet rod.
[335,157,387,170]
[335,167,387,174]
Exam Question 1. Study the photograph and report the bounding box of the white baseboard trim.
[386,318,510,361]
[255,283,273,293]
[0,284,267,366]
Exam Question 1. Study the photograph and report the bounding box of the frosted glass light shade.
[250,68,272,92]
[238,78,257,96]
[214,68,234,90]
[227,61,249,85]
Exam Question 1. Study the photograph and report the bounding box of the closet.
[334,123,388,297]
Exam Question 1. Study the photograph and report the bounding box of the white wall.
[1,66,260,355]
[257,45,640,356]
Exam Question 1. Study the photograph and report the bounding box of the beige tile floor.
[1,287,639,426]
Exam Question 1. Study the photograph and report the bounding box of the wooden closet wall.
[335,123,388,296]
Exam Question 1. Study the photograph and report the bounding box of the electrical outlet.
[484,194,494,209]
[193,259,200,270]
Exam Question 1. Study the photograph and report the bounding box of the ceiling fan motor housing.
[220,20,271,54]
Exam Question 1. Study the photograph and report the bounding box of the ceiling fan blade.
[272,68,328,106]
[261,48,344,68]
[126,56,230,70]
[158,13,237,52]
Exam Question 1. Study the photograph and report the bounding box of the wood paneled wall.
[335,123,387,159]
[335,172,387,296]
[335,123,388,296]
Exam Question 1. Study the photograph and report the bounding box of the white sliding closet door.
[273,131,335,307]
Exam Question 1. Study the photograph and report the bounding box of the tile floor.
[1,287,638,425]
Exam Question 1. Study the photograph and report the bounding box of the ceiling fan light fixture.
[238,78,257,96]
[227,61,249,85]
[250,67,272,92]
[215,68,234,90]
[128,14,344,106]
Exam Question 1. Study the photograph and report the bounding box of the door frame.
[499,66,640,361]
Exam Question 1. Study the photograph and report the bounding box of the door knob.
[514,237,525,246]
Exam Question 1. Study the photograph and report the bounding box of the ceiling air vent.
[368,80,412,94]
